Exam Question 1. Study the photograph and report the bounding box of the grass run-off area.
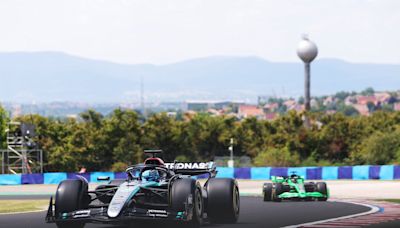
[0,200,48,213]
[380,199,400,204]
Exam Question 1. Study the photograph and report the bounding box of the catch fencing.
[0,165,399,185]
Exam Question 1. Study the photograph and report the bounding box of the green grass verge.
[379,199,400,204]
[0,200,48,213]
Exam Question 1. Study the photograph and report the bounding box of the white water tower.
[297,35,318,111]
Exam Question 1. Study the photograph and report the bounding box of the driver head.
[142,169,160,182]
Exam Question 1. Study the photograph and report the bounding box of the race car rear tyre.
[316,182,328,201]
[55,179,89,228]
[263,183,273,201]
[171,178,203,227]
[207,178,240,223]
[272,183,283,202]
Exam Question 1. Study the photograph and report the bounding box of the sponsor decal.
[165,162,213,169]
[73,210,91,218]
[148,209,167,214]
[147,209,168,218]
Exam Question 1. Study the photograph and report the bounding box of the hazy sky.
[0,0,399,65]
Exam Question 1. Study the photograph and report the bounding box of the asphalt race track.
[0,196,373,228]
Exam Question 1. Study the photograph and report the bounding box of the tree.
[334,91,351,101]
[298,97,305,105]
[234,117,272,158]
[141,113,185,161]
[356,129,400,164]
[46,119,84,172]
[103,109,142,166]
[317,113,352,162]
[80,109,103,128]
[6,102,400,172]
[382,104,394,112]
[367,101,376,113]
[253,147,300,167]
[338,105,359,116]
[184,114,236,160]
[361,87,375,96]
[0,105,8,149]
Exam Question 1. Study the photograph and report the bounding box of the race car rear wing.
[165,162,217,177]
[144,149,163,158]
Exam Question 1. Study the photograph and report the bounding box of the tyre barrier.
[0,165,399,185]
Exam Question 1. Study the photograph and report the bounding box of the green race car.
[263,173,329,202]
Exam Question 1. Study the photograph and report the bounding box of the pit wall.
[0,165,399,185]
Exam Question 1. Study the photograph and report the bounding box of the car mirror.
[97,176,110,181]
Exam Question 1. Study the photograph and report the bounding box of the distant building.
[263,103,279,112]
[166,112,177,118]
[310,98,319,108]
[257,95,271,105]
[265,113,277,120]
[394,102,400,111]
[238,105,264,119]
[323,96,334,106]
[207,108,224,116]
[352,104,369,116]
[283,99,296,108]
[183,110,197,121]
[375,92,392,104]
[288,104,305,112]
[66,114,78,119]
[357,96,378,105]
[214,101,244,112]
[186,101,212,112]
[185,101,244,112]
[344,96,356,105]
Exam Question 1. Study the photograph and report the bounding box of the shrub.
[253,147,300,167]
[111,162,128,172]
[357,129,400,164]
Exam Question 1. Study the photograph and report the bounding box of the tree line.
[0,106,399,172]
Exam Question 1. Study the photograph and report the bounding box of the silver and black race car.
[45,150,240,228]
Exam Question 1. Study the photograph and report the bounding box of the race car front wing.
[278,191,327,199]
[45,195,195,224]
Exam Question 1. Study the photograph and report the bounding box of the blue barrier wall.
[1,165,399,185]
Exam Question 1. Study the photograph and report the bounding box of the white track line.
[0,209,46,215]
[281,201,380,228]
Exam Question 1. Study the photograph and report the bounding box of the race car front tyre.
[55,179,89,228]
[170,178,203,228]
[263,183,273,201]
[316,182,328,201]
[272,183,283,202]
[304,182,316,192]
[206,178,240,223]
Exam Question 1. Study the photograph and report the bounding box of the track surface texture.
[0,196,376,228]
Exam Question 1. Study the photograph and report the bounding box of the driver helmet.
[142,169,160,182]
[290,175,298,183]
